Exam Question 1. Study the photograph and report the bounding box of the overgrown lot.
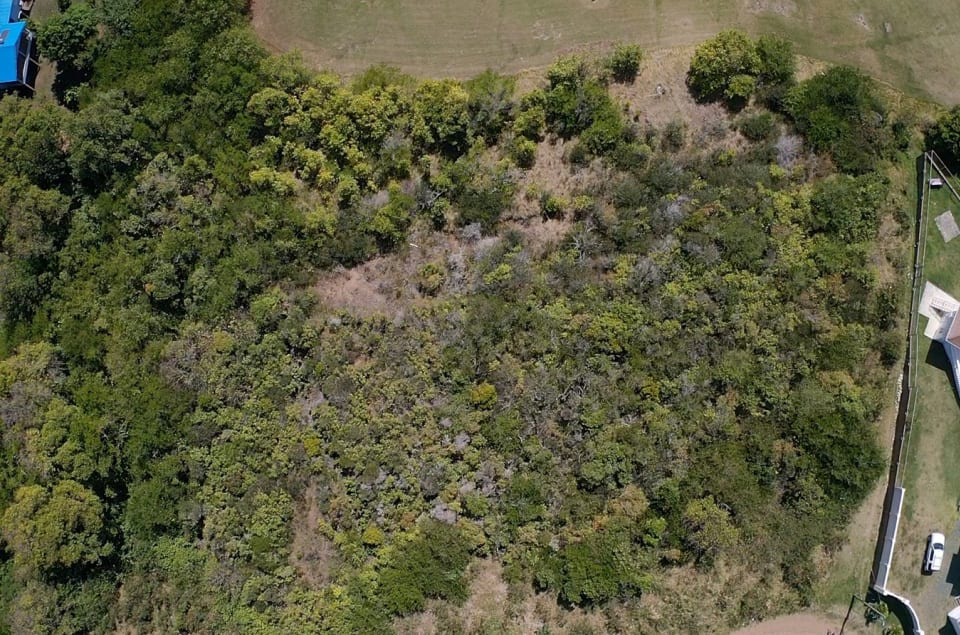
[0,8,920,635]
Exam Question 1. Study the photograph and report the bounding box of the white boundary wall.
[873,486,905,594]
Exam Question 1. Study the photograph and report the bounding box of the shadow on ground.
[924,342,960,412]
[945,553,960,595]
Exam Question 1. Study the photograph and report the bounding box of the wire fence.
[898,154,930,486]
[898,150,960,486]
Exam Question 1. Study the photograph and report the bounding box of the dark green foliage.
[738,111,776,141]
[538,523,650,605]
[661,120,686,150]
[928,105,960,167]
[465,70,517,143]
[66,91,144,191]
[542,55,626,153]
[365,183,414,251]
[379,520,472,615]
[510,136,537,168]
[786,66,891,173]
[502,474,547,528]
[36,2,98,70]
[756,34,796,86]
[810,172,887,242]
[447,155,517,232]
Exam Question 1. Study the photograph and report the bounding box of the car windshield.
[936,542,945,550]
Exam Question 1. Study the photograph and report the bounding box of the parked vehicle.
[925,532,946,573]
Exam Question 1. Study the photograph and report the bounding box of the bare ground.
[289,483,339,588]
[730,613,842,635]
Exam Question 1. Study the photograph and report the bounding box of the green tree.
[66,91,143,190]
[0,179,70,320]
[682,496,740,563]
[378,520,472,615]
[928,105,960,167]
[687,30,760,104]
[465,70,516,143]
[786,65,888,173]
[605,43,644,83]
[411,80,471,155]
[36,3,98,70]
[756,34,796,86]
[1,480,112,573]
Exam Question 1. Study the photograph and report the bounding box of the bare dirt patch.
[460,559,509,633]
[609,46,731,132]
[731,612,842,635]
[313,230,465,318]
[746,0,799,17]
[289,483,339,588]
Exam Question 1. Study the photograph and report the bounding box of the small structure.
[920,282,960,393]
[948,604,960,635]
[0,0,36,91]
[936,211,960,242]
[932,176,944,189]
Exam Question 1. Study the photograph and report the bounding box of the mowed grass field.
[251,0,960,104]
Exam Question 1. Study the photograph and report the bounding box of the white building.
[919,282,960,392]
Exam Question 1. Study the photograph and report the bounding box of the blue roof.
[0,0,16,24]
[0,20,27,85]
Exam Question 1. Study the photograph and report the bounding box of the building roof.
[946,310,960,348]
[0,20,27,85]
[0,0,17,23]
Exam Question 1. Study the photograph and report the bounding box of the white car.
[925,532,945,573]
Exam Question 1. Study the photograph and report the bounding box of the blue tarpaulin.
[0,21,26,85]
[0,0,17,24]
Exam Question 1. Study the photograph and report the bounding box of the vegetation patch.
[0,0,917,630]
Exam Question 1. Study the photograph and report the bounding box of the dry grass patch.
[289,483,340,588]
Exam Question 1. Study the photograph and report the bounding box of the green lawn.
[253,0,960,103]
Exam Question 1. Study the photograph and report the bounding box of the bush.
[609,142,651,171]
[738,112,776,141]
[928,106,960,167]
[605,43,644,83]
[513,105,546,140]
[725,74,756,109]
[567,141,590,166]
[510,137,537,168]
[448,157,517,232]
[756,34,796,86]
[581,109,626,156]
[540,192,567,219]
[786,65,889,173]
[417,262,446,295]
[662,120,686,151]
[37,3,98,70]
